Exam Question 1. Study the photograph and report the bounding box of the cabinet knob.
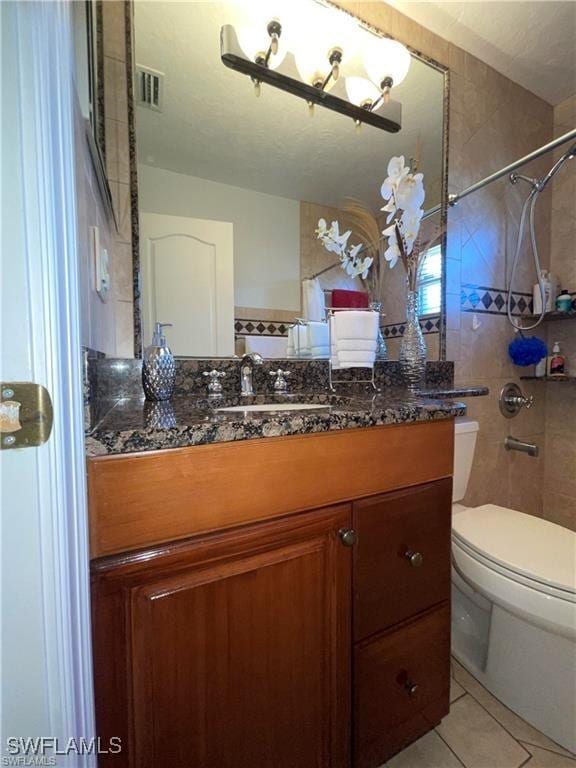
[404,550,423,568]
[405,680,419,697]
[339,528,357,547]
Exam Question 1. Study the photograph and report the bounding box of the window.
[418,245,442,316]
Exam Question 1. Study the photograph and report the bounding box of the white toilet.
[451,418,576,753]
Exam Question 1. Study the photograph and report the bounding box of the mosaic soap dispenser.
[142,322,176,401]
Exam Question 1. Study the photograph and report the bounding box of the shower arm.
[423,128,576,220]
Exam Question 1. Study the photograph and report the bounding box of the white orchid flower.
[331,221,352,247]
[383,236,401,268]
[315,218,328,238]
[323,239,342,256]
[359,256,374,280]
[395,172,425,212]
[400,208,424,255]
[380,155,409,200]
[316,217,373,280]
[348,242,363,260]
[380,198,397,223]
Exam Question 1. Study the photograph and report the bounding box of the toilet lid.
[452,504,576,595]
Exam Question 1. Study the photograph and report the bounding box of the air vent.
[136,65,164,112]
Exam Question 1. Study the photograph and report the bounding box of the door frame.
[1,0,95,756]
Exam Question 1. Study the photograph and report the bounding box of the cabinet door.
[353,478,452,640]
[92,505,351,768]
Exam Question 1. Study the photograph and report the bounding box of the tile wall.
[542,95,576,530]
[335,1,555,517]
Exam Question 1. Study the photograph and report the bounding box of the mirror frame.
[127,2,450,360]
[84,0,117,229]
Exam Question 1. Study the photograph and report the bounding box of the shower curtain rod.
[423,128,576,220]
[308,128,576,279]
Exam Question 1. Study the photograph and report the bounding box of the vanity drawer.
[353,478,452,640]
[354,603,450,768]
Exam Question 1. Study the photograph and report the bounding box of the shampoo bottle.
[547,341,566,378]
[142,322,176,401]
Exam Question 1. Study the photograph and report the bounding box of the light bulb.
[345,76,381,108]
[363,37,411,91]
[318,5,359,61]
[295,48,330,87]
[237,25,287,70]
[293,2,359,86]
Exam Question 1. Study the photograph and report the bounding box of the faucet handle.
[202,369,225,398]
[499,382,534,417]
[269,369,290,393]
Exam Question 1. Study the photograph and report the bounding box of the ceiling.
[134,1,445,212]
[386,1,576,105]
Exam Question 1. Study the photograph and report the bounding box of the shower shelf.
[526,311,576,322]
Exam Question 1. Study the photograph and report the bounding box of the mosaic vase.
[399,289,427,392]
[144,400,177,429]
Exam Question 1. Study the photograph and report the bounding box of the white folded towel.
[307,320,329,348]
[333,310,379,343]
[336,339,377,352]
[329,315,343,369]
[330,310,379,370]
[287,324,313,357]
[302,278,326,322]
[337,351,376,368]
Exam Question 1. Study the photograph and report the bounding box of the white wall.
[138,165,301,311]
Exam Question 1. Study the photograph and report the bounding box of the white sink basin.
[217,403,331,413]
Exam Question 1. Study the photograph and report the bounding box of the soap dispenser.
[142,322,176,401]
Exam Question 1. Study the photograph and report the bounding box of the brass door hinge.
[0,382,53,450]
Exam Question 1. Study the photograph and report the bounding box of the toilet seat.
[452,504,576,597]
[452,504,576,639]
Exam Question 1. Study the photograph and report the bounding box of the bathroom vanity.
[88,398,460,768]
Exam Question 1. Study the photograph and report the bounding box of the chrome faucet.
[505,435,539,457]
[240,352,263,396]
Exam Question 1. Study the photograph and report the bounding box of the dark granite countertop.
[84,388,480,457]
[420,386,489,399]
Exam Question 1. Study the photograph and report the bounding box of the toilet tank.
[453,418,480,503]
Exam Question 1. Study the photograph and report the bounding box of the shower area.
[449,95,576,530]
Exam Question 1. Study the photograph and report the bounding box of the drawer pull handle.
[405,680,419,697]
[404,550,423,568]
[339,528,357,547]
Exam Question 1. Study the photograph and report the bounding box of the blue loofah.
[508,336,548,366]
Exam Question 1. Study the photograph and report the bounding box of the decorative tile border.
[236,314,442,340]
[234,319,290,337]
[382,314,441,339]
[461,284,534,316]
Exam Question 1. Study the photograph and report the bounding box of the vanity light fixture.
[220,4,407,133]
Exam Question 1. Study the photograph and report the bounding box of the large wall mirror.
[132,0,448,359]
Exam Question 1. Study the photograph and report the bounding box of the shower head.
[538,143,576,190]
[509,172,539,188]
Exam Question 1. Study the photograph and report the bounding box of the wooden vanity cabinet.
[89,423,454,767]
[91,504,352,768]
[352,479,453,768]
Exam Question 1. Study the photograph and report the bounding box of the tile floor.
[383,659,575,768]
